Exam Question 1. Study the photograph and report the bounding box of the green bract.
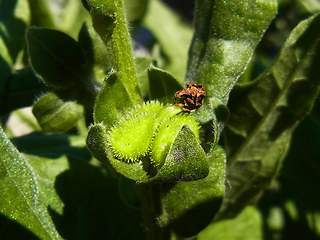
[151,114,201,167]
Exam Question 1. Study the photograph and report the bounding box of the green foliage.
[1,0,320,239]
[217,13,320,220]
[0,127,62,239]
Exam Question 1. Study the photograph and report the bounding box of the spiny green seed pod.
[108,112,156,162]
[107,101,188,164]
[87,100,209,182]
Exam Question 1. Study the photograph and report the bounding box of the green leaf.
[0,127,62,239]
[187,0,278,101]
[218,13,320,220]
[26,27,89,87]
[187,0,278,136]
[259,100,320,239]
[148,66,183,104]
[198,206,263,240]
[160,146,225,237]
[32,92,83,133]
[143,0,193,81]
[11,130,144,239]
[0,67,47,116]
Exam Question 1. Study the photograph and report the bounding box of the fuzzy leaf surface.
[161,146,225,237]
[87,0,141,107]
[9,131,144,239]
[26,27,89,87]
[0,127,62,239]
[218,13,320,220]
[187,0,278,139]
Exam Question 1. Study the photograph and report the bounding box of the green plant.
[1,0,320,239]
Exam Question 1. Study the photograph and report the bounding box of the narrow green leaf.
[187,0,278,101]
[0,127,62,239]
[26,27,89,87]
[187,0,278,137]
[143,0,193,81]
[161,146,225,237]
[148,66,183,104]
[32,92,83,133]
[218,13,320,220]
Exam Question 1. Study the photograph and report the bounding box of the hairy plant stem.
[89,0,141,105]
[139,184,170,240]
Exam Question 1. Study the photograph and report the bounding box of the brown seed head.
[174,83,206,113]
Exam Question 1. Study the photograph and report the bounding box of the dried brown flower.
[174,83,206,113]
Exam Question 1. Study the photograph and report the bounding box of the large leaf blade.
[0,127,62,239]
[187,0,278,138]
[218,13,320,220]
[26,27,88,87]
